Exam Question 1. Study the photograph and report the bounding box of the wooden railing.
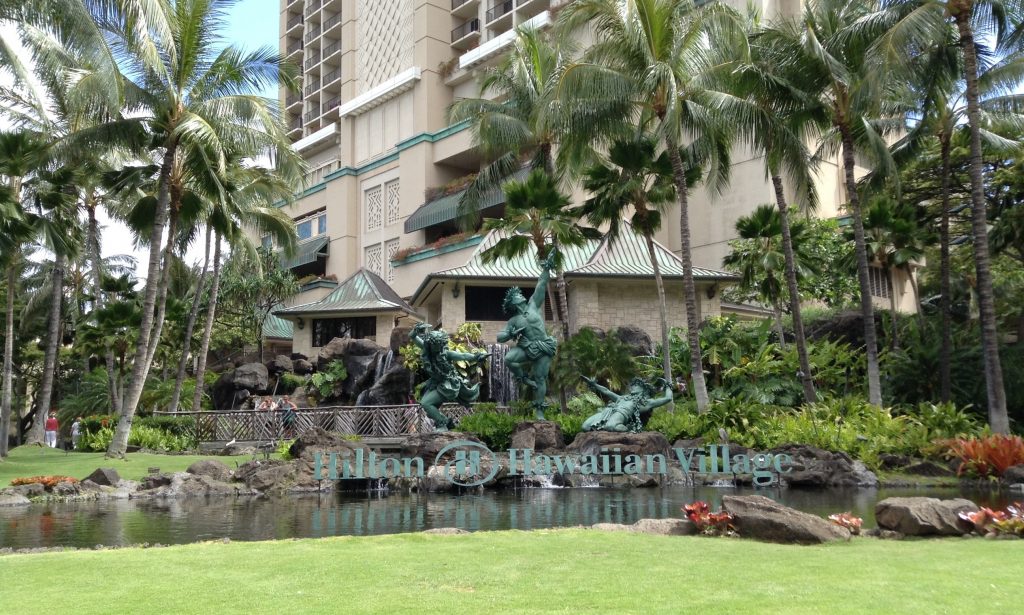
[157,404,512,442]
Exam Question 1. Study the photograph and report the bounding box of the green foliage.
[399,342,421,372]
[457,412,521,450]
[448,322,486,381]
[565,391,602,416]
[135,415,196,437]
[942,435,1024,478]
[309,360,348,402]
[646,403,700,442]
[78,424,196,453]
[215,248,300,354]
[276,439,296,460]
[277,372,307,394]
[553,328,638,392]
[548,413,585,443]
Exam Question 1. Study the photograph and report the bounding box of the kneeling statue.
[411,323,489,431]
[581,376,674,433]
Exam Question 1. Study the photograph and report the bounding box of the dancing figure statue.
[411,323,489,431]
[581,376,674,433]
[497,251,558,419]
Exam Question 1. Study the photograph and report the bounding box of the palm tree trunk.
[168,225,211,413]
[1,262,16,457]
[939,136,952,403]
[27,252,64,444]
[143,204,180,371]
[771,175,816,403]
[86,200,120,414]
[666,139,710,412]
[955,10,1009,433]
[108,145,175,457]
[191,235,223,413]
[644,232,674,391]
[889,271,899,351]
[773,303,787,349]
[839,124,883,406]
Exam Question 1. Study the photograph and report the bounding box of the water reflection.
[0,486,1009,549]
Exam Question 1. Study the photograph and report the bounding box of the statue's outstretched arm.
[583,376,620,402]
[531,250,556,311]
[644,387,675,412]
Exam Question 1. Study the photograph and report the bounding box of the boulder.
[631,518,697,536]
[567,431,670,460]
[267,354,294,375]
[400,432,488,463]
[770,444,878,488]
[288,427,372,463]
[1002,464,1024,485]
[138,471,254,497]
[902,461,954,477]
[509,421,565,453]
[52,481,80,496]
[422,527,469,535]
[390,326,412,353]
[84,467,121,487]
[186,459,232,483]
[232,363,269,392]
[612,325,653,357]
[722,495,851,544]
[590,523,631,531]
[878,453,912,471]
[8,483,45,497]
[316,337,388,402]
[0,493,31,506]
[139,473,174,491]
[357,363,414,406]
[292,358,314,376]
[291,352,309,361]
[875,497,977,536]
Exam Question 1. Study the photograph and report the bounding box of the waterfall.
[486,343,519,405]
[374,349,394,382]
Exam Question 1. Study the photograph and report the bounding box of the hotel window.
[306,160,338,186]
[385,238,400,283]
[312,317,377,346]
[366,185,382,231]
[296,212,327,242]
[868,266,892,299]
[385,180,400,225]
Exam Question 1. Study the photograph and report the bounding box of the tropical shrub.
[78,424,196,452]
[457,412,520,450]
[646,404,700,442]
[10,476,78,488]
[959,503,1024,536]
[828,512,863,535]
[135,415,195,437]
[309,360,348,402]
[682,501,735,536]
[552,328,638,393]
[278,372,307,394]
[942,435,1024,478]
[549,413,585,443]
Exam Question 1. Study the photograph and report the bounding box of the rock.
[232,363,269,392]
[1002,464,1024,485]
[1010,483,1024,493]
[52,481,80,496]
[139,473,174,490]
[627,475,660,488]
[186,459,232,482]
[567,431,670,460]
[0,493,31,506]
[422,527,469,535]
[138,472,254,497]
[864,528,905,540]
[400,432,488,463]
[672,437,705,450]
[722,495,851,544]
[84,467,121,487]
[78,480,103,493]
[291,352,309,361]
[631,518,697,536]
[8,483,45,497]
[357,363,414,406]
[612,325,653,357]
[292,359,314,375]
[903,461,954,477]
[288,427,372,463]
[590,523,631,531]
[509,421,565,453]
[875,497,977,536]
[316,337,389,402]
[390,326,412,353]
[878,453,912,471]
[267,354,294,375]
[770,444,878,488]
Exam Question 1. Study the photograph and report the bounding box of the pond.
[0,485,1010,549]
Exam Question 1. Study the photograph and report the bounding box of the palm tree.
[448,26,579,337]
[559,0,745,412]
[758,0,906,407]
[724,205,820,350]
[166,225,211,413]
[578,137,676,386]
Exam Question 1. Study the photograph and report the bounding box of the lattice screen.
[365,243,382,276]
[385,180,400,226]
[385,238,400,283]
[365,185,382,231]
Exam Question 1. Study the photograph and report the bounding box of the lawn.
[0,445,254,486]
[0,530,1020,614]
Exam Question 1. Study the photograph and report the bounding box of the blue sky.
[222,0,280,97]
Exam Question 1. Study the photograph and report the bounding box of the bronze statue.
[497,251,558,419]
[410,323,489,431]
[581,376,674,433]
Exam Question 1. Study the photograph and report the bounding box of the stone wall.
[568,279,721,337]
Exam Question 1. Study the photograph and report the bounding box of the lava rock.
[288,427,372,463]
[292,358,314,375]
[612,325,653,357]
[902,461,954,477]
[875,497,977,536]
[357,363,414,406]
[0,493,31,506]
[722,495,852,544]
[567,431,670,460]
[139,473,174,490]
[509,421,565,453]
[232,363,269,392]
[1002,464,1024,485]
[400,432,488,462]
[84,467,122,487]
[52,481,81,496]
[771,444,878,488]
[8,483,46,497]
[186,459,232,483]
[316,337,388,402]
[266,354,294,375]
[390,326,412,353]
[631,518,696,536]
[877,453,912,471]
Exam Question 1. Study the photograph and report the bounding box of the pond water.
[0,486,1010,549]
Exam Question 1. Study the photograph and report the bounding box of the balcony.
[322,40,341,60]
[303,110,318,124]
[322,68,341,86]
[304,0,321,18]
[515,0,548,18]
[286,94,302,108]
[451,19,480,50]
[286,14,303,31]
[322,96,341,115]
[286,40,303,56]
[289,116,302,132]
[452,0,480,19]
[304,55,319,71]
[486,0,514,28]
[303,24,320,43]
[304,80,319,96]
[322,13,342,33]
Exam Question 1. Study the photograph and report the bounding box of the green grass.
[0,530,1020,614]
[0,445,254,486]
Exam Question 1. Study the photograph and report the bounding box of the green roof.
[263,310,294,340]
[404,168,529,233]
[280,235,329,269]
[275,268,416,317]
[411,223,737,305]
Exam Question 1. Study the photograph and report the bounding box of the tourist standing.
[44,412,59,448]
[279,395,298,438]
[71,417,83,450]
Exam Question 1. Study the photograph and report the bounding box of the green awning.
[280,235,329,269]
[404,169,528,233]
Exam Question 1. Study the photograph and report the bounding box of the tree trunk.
[191,235,223,413]
[839,124,883,406]
[86,200,120,414]
[773,303,787,349]
[666,139,710,412]
[142,204,180,371]
[771,175,816,403]
[889,270,899,351]
[939,135,952,403]
[955,11,1009,433]
[108,144,175,457]
[644,232,674,391]
[27,251,64,444]
[168,225,211,413]
[1,262,16,457]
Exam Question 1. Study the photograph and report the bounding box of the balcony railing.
[323,13,342,30]
[452,0,475,9]
[304,56,318,70]
[322,96,341,114]
[303,110,318,123]
[304,81,319,96]
[286,14,303,29]
[322,68,341,85]
[287,41,303,55]
[289,117,302,131]
[286,94,302,107]
[486,0,514,22]
[452,18,480,42]
[304,0,321,17]
[322,41,341,58]
[303,25,320,43]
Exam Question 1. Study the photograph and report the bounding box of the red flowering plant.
[959,502,1024,536]
[942,435,1024,478]
[10,475,79,488]
[827,512,863,535]
[683,501,736,536]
